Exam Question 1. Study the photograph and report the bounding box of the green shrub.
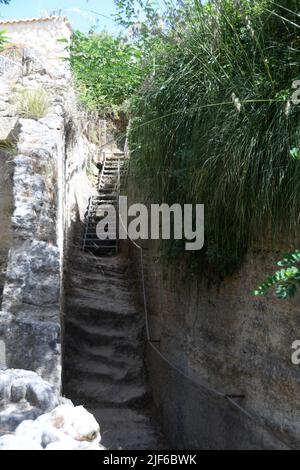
[68,31,146,116]
[16,88,49,120]
[0,1,11,51]
[0,30,8,52]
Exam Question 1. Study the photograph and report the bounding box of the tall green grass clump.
[16,88,49,120]
[129,0,300,274]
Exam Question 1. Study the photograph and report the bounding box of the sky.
[0,0,122,33]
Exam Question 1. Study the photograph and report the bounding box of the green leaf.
[254,250,300,299]
[289,148,300,160]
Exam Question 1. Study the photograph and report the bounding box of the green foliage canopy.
[68,31,146,114]
[0,0,10,51]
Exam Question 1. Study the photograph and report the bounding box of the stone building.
[0,16,72,75]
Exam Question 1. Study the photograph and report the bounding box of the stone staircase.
[64,252,167,450]
[64,149,167,450]
[82,152,125,254]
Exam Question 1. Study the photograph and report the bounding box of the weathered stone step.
[88,408,166,450]
[94,194,117,199]
[65,353,143,381]
[64,316,142,340]
[68,261,128,276]
[98,187,118,191]
[93,191,118,195]
[83,245,117,252]
[67,272,129,290]
[93,201,117,206]
[65,309,141,331]
[65,323,143,355]
[68,253,128,272]
[65,339,144,364]
[67,271,132,287]
[66,290,139,316]
[67,273,131,294]
[64,360,144,384]
[68,286,140,310]
[100,185,116,189]
[65,378,149,409]
[83,247,118,256]
[69,265,128,281]
[100,176,117,181]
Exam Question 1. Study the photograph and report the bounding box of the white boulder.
[0,435,42,450]
[0,403,103,450]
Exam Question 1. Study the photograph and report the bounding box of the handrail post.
[116,158,121,254]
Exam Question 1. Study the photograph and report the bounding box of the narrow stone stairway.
[82,152,126,254]
[64,251,167,450]
[63,149,167,449]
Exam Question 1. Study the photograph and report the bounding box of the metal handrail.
[82,197,93,252]
[98,152,107,190]
[116,158,121,255]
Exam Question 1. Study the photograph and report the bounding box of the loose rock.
[1,403,103,450]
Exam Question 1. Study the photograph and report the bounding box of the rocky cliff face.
[0,150,13,307]
[0,369,104,450]
[0,59,83,390]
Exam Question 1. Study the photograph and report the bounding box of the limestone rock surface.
[0,369,104,450]
[0,369,59,434]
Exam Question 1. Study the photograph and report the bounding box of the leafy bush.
[0,0,11,50]
[254,251,300,299]
[0,30,8,52]
[128,0,300,274]
[16,88,49,120]
[68,31,147,115]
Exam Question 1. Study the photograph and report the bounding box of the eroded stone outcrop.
[0,369,103,450]
[0,55,76,388]
[0,369,61,433]
[0,19,108,449]
[0,19,97,391]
